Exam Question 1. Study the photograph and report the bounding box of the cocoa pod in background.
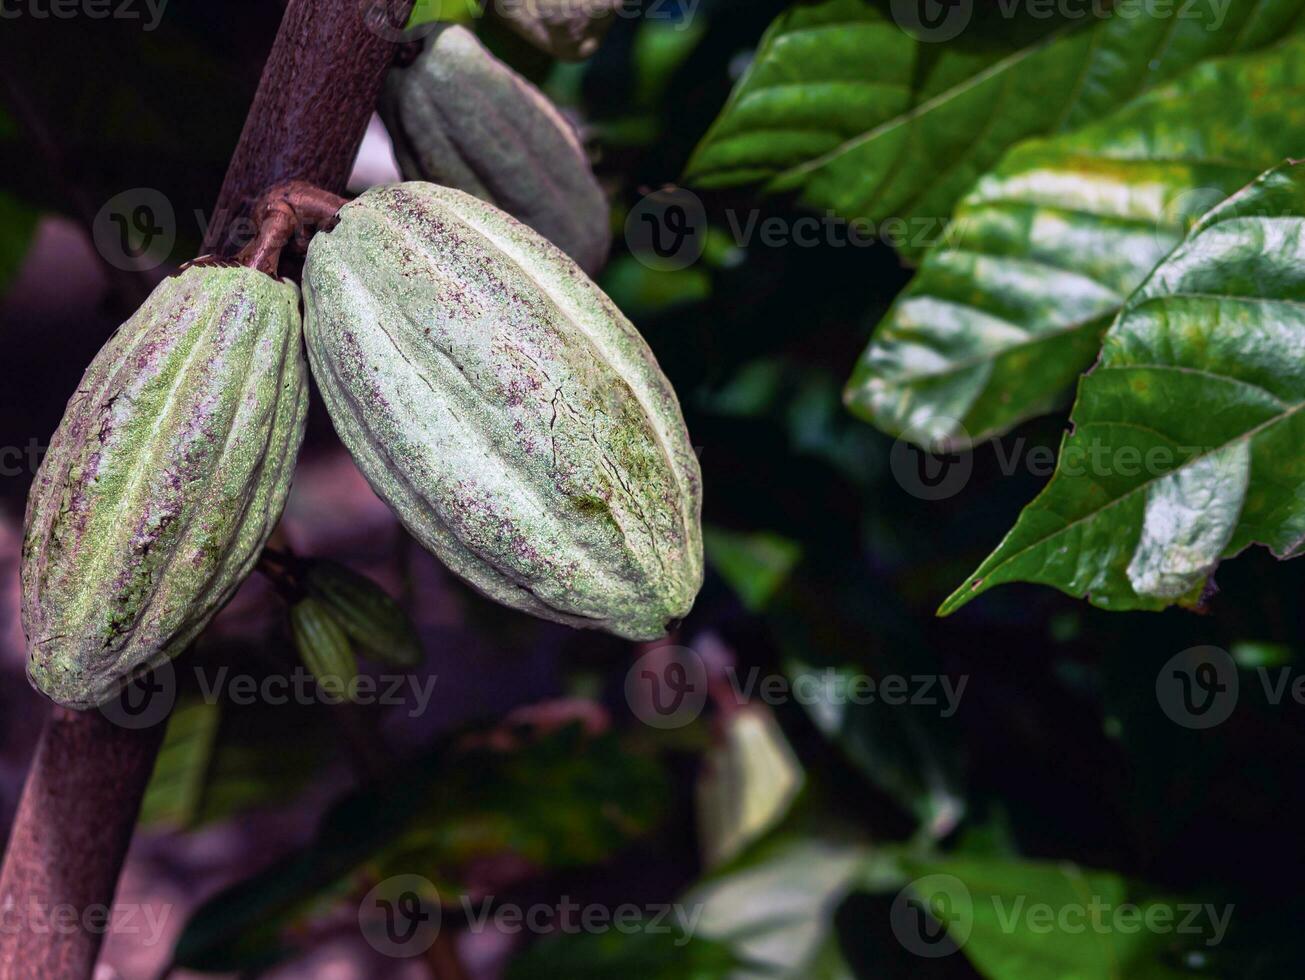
[380,23,610,276]
[21,265,309,708]
[290,597,359,692]
[490,0,621,61]
[303,559,423,667]
[303,182,703,641]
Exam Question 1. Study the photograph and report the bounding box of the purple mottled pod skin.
[21,265,308,708]
[381,24,610,275]
[303,182,703,641]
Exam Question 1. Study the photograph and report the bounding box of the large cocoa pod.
[381,24,610,275]
[491,0,621,61]
[302,182,702,641]
[22,265,309,708]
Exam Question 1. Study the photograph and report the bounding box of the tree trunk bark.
[0,2,414,976]
[0,710,166,979]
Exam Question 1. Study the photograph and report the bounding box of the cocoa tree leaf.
[940,162,1305,616]
[682,0,1305,258]
[845,33,1305,449]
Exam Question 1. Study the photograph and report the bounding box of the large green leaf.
[845,33,1305,449]
[941,163,1305,616]
[684,0,1305,257]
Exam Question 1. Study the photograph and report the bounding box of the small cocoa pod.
[302,182,703,641]
[381,24,610,275]
[290,597,359,693]
[304,559,422,667]
[492,0,620,61]
[22,265,309,708]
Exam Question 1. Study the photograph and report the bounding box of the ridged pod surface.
[381,24,610,275]
[303,182,702,640]
[492,0,620,61]
[22,265,309,708]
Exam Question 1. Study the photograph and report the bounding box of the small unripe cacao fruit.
[303,559,422,667]
[492,0,620,61]
[302,182,703,641]
[22,265,309,708]
[381,24,610,275]
[290,597,359,693]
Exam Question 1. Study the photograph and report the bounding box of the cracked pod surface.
[21,265,309,708]
[381,24,610,275]
[303,182,702,640]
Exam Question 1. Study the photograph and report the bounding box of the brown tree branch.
[201,0,416,257]
[0,710,166,979]
[0,1,414,976]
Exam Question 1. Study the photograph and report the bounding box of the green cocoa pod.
[290,597,359,693]
[303,182,703,641]
[381,24,610,275]
[21,265,309,708]
[304,559,422,667]
[491,0,620,61]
